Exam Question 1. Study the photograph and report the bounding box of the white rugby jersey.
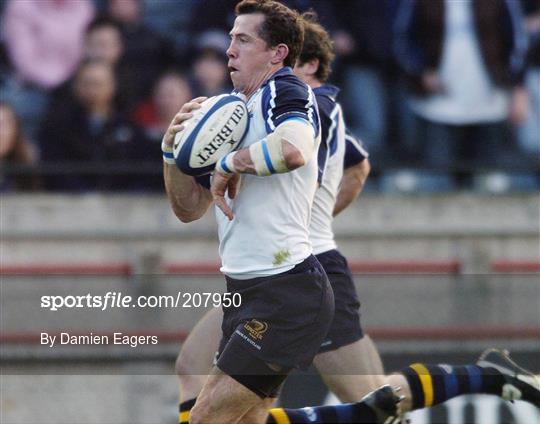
[200,67,321,278]
[310,84,368,255]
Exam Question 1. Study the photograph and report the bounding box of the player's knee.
[175,348,203,377]
[175,353,207,392]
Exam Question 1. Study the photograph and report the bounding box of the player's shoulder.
[261,66,319,133]
[263,67,313,100]
[313,84,340,116]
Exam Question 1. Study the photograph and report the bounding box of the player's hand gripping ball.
[173,94,249,176]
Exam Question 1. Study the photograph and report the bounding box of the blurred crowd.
[1,0,538,193]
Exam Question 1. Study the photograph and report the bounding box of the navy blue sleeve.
[194,174,211,189]
[315,94,336,184]
[262,77,320,137]
[344,129,368,169]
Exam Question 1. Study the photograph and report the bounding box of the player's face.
[85,27,123,65]
[227,13,277,96]
[74,63,116,109]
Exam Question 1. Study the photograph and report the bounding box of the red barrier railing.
[3,259,538,276]
[1,260,462,276]
[491,260,540,273]
[1,263,133,276]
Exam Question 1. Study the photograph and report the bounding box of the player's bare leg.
[313,335,386,402]
[238,397,277,424]
[190,367,267,424]
[175,308,222,403]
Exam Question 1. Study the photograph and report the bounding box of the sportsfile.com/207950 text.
[40,292,242,311]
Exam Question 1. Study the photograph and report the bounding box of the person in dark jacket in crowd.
[40,59,150,191]
[394,0,529,189]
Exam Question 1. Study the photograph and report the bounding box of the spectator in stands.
[394,0,529,190]
[132,70,193,144]
[0,102,39,191]
[104,0,176,105]
[1,0,94,140]
[187,0,335,37]
[327,0,403,165]
[40,59,149,191]
[188,0,239,36]
[518,0,540,159]
[84,16,124,65]
[190,31,232,97]
[138,0,197,63]
[47,17,126,116]
[81,16,139,114]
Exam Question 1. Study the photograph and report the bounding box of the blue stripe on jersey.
[283,117,310,125]
[261,139,276,174]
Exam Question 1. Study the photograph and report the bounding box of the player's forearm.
[333,160,370,216]
[228,140,305,175]
[217,120,315,176]
[163,163,212,222]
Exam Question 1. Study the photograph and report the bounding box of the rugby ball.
[173,94,249,176]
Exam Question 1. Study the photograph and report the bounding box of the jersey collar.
[261,66,294,88]
[241,67,294,102]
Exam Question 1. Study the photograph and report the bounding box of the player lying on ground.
[171,10,540,424]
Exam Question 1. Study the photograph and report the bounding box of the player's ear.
[271,43,289,65]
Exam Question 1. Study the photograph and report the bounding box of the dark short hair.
[298,11,334,83]
[86,15,122,35]
[235,0,304,68]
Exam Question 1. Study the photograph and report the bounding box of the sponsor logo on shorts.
[320,339,332,348]
[235,329,262,350]
[244,319,268,341]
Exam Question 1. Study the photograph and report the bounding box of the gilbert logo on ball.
[174,94,249,176]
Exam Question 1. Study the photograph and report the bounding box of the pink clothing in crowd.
[2,0,95,89]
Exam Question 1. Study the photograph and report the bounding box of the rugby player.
[164,1,335,422]
[170,8,540,424]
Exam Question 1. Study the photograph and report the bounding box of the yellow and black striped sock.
[267,403,377,423]
[402,363,505,410]
[178,398,196,424]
